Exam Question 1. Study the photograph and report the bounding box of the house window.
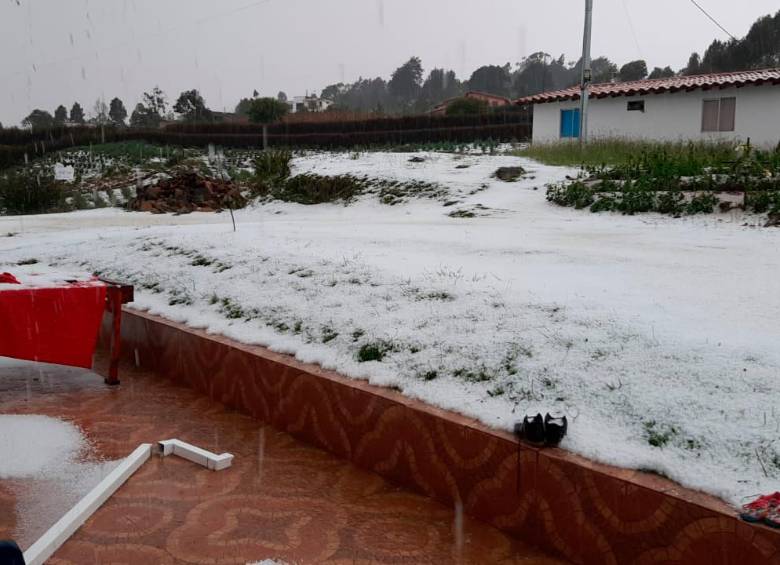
[560,108,580,138]
[627,100,645,112]
[702,97,736,132]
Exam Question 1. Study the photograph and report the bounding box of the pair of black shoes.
[514,413,568,447]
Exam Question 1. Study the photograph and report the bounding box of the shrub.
[589,194,617,212]
[686,192,719,215]
[247,98,289,124]
[746,191,780,214]
[546,180,594,209]
[271,174,365,205]
[616,179,655,215]
[656,190,686,215]
[0,170,65,214]
[445,97,489,116]
[253,150,292,182]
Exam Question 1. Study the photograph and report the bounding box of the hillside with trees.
[684,10,780,75]
[320,9,779,114]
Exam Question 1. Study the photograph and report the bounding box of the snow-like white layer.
[0,411,118,547]
[1,150,779,507]
[0,415,85,479]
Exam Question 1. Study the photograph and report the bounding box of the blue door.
[560,108,581,138]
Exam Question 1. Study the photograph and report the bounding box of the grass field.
[517,139,740,168]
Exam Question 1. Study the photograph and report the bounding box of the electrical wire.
[620,0,644,61]
[688,0,737,41]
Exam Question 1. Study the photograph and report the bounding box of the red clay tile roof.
[515,68,780,105]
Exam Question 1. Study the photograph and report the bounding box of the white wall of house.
[532,84,780,147]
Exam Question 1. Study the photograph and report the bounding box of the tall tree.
[173,89,213,122]
[129,87,169,128]
[513,53,573,97]
[277,91,288,102]
[235,97,253,115]
[130,103,159,128]
[320,83,347,102]
[568,56,619,86]
[142,87,169,121]
[648,66,676,79]
[246,97,288,124]
[417,68,461,111]
[22,109,55,129]
[109,97,128,126]
[91,99,110,125]
[54,105,68,125]
[618,60,648,82]
[70,102,85,124]
[388,57,423,111]
[332,77,389,112]
[687,10,780,74]
[468,64,512,97]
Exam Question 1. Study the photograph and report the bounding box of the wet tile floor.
[0,356,566,564]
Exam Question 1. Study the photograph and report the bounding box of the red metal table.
[0,274,133,384]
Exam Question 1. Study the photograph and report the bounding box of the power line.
[620,0,644,61]
[688,0,737,41]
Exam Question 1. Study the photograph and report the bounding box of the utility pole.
[580,0,594,145]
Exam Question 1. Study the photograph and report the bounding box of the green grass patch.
[357,341,393,363]
[518,139,738,169]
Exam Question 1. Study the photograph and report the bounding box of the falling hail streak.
[454,497,464,562]
[256,427,266,485]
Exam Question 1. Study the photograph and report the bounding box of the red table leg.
[106,286,123,385]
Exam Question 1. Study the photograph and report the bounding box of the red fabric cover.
[0,273,20,284]
[0,282,107,368]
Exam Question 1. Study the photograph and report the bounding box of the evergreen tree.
[130,103,159,128]
[388,57,423,111]
[22,109,55,129]
[618,60,648,82]
[690,10,780,73]
[246,97,288,124]
[109,97,128,126]
[235,97,254,115]
[277,91,288,102]
[416,68,461,112]
[70,102,85,124]
[54,105,68,125]
[569,56,619,85]
[468,64,512,97]
[173,89,213,122]
[320,83,347,102]
[648,66,676,79]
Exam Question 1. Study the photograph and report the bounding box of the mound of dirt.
[127,172,245,214]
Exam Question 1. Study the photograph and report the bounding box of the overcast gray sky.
[1,0,778,125]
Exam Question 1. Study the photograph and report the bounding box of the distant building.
[430,91,511,116]
[516,69,780,146]
[285,95,333,114]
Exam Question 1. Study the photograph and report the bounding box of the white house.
[517,69,780,147]
[286,95,333,114]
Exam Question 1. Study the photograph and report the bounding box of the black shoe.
[514,413,546,445]
[544,413,568,446]
[0,540,25,565]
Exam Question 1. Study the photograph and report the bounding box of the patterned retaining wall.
[109,309,780,565]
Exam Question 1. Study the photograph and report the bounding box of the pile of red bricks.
[128,172,246,214]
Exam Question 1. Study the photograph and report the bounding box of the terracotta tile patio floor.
[0,355,567,564]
